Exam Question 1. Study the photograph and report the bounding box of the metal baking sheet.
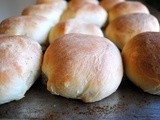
[0,0,160,119]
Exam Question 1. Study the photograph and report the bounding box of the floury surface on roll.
[60,2,107,28]
[0,16,53,46]
[105,13,159,49]
[22,1,67,25]
[122,32,160,95]
[42,33,123,103]
[100,0,125,11]
[108,1,150,21]
[0,35,43,105]
[49,19,104,43]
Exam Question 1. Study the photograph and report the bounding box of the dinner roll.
[0,35,42,104]
[49,19,104,43]
[36,0,65,4]
[122,32,160,95]
[22,1,67,24]
[109,1,150,21]
[100,0,125,11]
[0,16,53,46]
[105,13,159,49]
[60,3,107,28]
[42,33,123,103]
[69,0,99,7]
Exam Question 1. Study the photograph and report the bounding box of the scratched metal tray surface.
[0,0,160,119]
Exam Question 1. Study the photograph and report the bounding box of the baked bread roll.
[0,35,42,104]
[105,13,159,49]
[36,0,65,4]
[109,1,150,21]
[122,32,160,95]
[69,0,99,7]
[49,19,104,43]
[42,33,123,102]
[22,1,67,25]
[60,3,107,28]
[0,16,53,46]
[100,0,125,11]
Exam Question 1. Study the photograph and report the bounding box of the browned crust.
[105,13,159,49]
[42,33,123,102]
[122,32,160,94]
[109,1,150,21]
[100,0,125,11]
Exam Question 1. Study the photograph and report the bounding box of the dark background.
[143,0,160,11]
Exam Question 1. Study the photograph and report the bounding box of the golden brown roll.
[109,1,150,21]
[60,3,107,28]
[42,33,123,103]
[100,0,125,11]
[69,0,99,7]
[22,1,67,25]
[0,35,42,104]
[105,13,159,49]
[49,19,104,43]
[0,16,53,46]
[36,0,65,4]
[122,32,160,95]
